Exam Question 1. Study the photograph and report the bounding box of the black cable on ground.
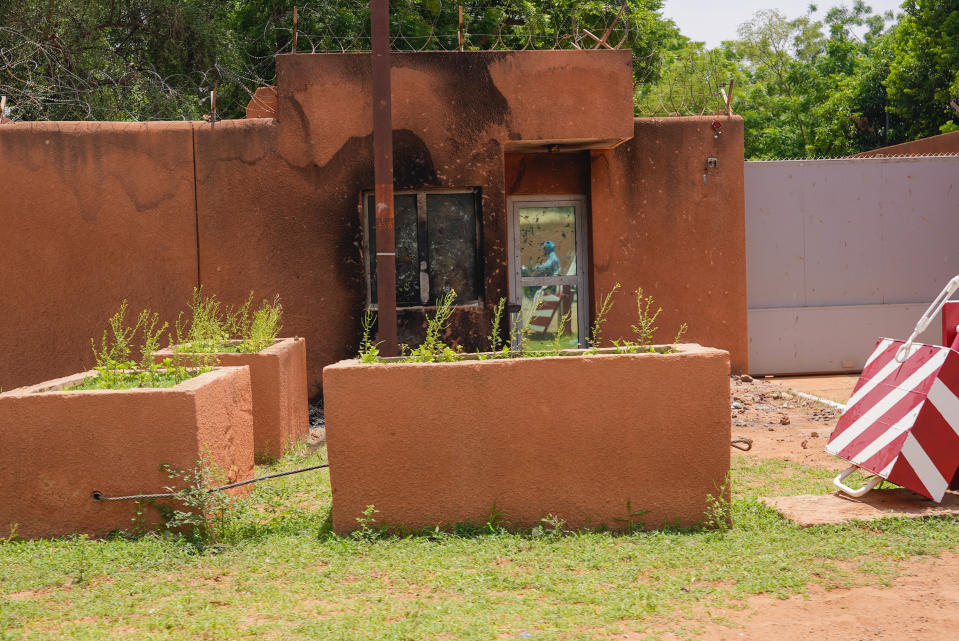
[91,463,329,502]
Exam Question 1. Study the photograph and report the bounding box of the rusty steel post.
[371,0,398,356]
[292,6,298,53]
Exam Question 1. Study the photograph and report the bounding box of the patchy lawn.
[3,442,959,641]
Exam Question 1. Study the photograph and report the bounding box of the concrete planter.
[0,366,253,539]
[323,344,731,534]
[157,337,308,462]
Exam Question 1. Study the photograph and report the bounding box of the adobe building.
[0,50,747,397]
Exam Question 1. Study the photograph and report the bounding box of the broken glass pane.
[367,193,419,305]
[427,193,478,302]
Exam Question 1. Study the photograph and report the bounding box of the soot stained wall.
[0,51,748,395]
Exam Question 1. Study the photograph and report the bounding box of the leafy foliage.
[404,289,462,362]
[4,1,955,157]
[357,308,382,363]
[157,459,236,551]
[2,0,679,121]
[177,288,283,354]
[0,0,241,121]
[641,0,959,158]
[73,300,210,391]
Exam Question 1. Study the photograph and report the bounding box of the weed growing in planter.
[550,309,574,355]
[588,282,621,352]
[487,297,509,355]
[404,290,462,363]
[68,301,211,390]
[515,297,544,355]
[175,288,283,355]
[354,282,690,363]
[246,295,284,352]
[631,287,661,345]
[358,309,382,363]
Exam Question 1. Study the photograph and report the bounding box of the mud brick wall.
[0,51,748,395]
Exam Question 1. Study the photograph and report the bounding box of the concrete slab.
[760,489,959,527]
[766,374,859,404]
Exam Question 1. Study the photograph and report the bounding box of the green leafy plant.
[70,301,208,391]
[70,534,90,585]
[631,286,662,346]
[531,514,570,539]
[515,296,544,355]
[156,458,237,550]
[357,309,382,363]
[588,282,621,352]
[704,475,732,533]
[178,286,229,353]
[485,502,507,534]
[673,322,689,345]
[614,499,651,534]
[352,505,387,542]
[550,309,573,355]
[244,295,283,352]
[488,297,507,353]
[176,288,283,354]
[406,289,462,362]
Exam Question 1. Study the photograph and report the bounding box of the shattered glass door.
[509,197,588,349]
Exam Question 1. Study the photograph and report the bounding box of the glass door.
[508,196,589,349]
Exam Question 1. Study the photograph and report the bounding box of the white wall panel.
[746,156,959,374]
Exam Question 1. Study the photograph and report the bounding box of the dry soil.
[704,375,959,641]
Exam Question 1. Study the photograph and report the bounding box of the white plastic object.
[895,274,959,363]
[833,465,883,498]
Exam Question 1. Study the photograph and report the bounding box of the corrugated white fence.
[745,155,959,375]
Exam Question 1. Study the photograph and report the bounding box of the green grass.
[2,453,958,640]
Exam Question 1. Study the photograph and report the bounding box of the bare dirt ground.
[707,375,959,641]
[650,552,959,641]
[729,375,847,472]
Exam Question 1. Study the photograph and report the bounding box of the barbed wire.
[633,47,735,117]
[0,1,727,122]
[288,1,633,53]
[0,1,669,122]
[747,152,959,162]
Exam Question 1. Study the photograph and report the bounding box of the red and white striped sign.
[826,337,959,502]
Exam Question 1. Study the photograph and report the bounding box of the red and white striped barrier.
[827,274,959,502]
[826,338,959,501]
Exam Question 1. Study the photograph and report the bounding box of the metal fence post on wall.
[371,0,398,356]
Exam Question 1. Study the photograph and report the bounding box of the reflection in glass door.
[508,197,589,349]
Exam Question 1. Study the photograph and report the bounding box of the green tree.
[2,0,682,121]
[0,0,240,121]
[885,0,959,136]
[229,0,680,95]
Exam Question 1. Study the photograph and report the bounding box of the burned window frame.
[362,188,484,309]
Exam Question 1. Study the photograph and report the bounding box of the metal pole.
[371,0,398,356]
[292,6,298,53]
